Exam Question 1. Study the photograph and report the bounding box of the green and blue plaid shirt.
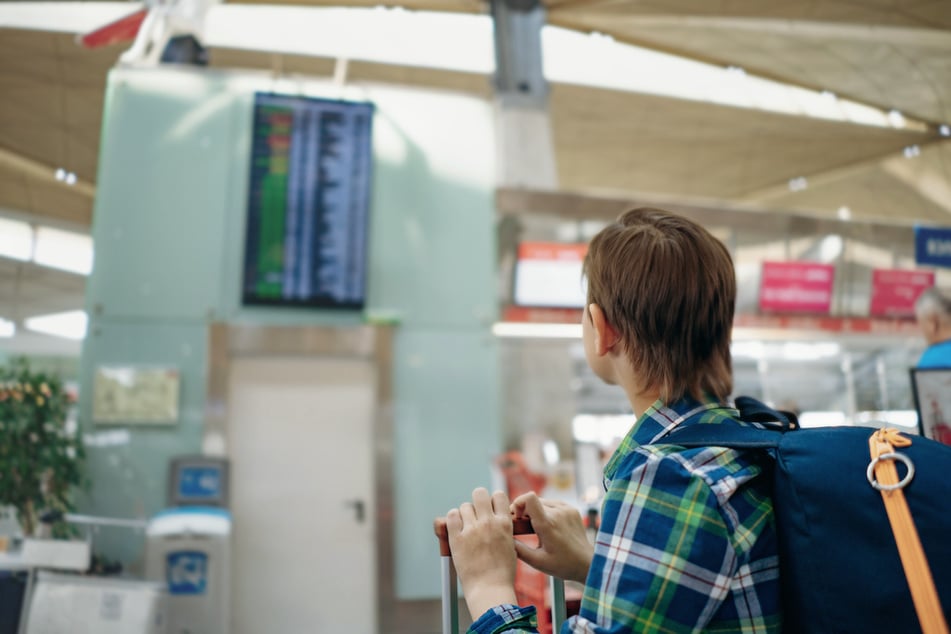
[470,397,782,634]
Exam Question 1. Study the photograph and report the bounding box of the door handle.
[344,499,365,523]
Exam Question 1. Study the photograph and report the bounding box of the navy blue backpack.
[663,396,951,634]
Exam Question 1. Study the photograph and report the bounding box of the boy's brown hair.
[583,207,735,402]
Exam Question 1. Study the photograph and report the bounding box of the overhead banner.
[759,261,835,314]
[915,225,951,268]
[869,269,934,318]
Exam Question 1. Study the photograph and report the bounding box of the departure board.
[243,93,373,309]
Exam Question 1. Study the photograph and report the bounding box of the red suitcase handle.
[434,516,534,556]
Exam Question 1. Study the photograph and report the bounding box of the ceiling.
[1,0,951,355]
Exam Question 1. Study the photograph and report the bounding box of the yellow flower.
[36,396,45,406]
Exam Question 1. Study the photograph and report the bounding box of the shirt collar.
[603,395,738,481]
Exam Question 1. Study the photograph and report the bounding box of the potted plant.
[0,357,85,539]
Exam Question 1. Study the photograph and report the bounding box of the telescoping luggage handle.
[434,517,567,634]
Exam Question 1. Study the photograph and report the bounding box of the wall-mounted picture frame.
[909,368,951,445]
[92,365,181,425]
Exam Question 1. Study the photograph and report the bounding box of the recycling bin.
[144,508,231,634]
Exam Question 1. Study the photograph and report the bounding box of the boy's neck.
[613,363,662,418]
[629,389,662,419]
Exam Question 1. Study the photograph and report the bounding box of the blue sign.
[167,551,208,595]
[915,226,951,268]
[178,466,221,500]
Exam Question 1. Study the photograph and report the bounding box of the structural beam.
[491,0,558,188]
[738,138,948,204]
[881,146,951,217]
[494,186,919,243]
[583,16,951,50]
[0,145,96,199]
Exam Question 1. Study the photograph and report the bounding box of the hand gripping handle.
[434,516,565,633]
[433,516,534,556]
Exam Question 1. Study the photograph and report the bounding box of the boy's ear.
[588,304,620,356]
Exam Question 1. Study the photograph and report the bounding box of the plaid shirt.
[469,397,781,634]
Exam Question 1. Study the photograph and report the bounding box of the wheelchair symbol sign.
[167,551,208,595]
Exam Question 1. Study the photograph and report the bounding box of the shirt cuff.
[468,604,538,634]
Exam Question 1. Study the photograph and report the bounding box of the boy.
[444,207,781,633]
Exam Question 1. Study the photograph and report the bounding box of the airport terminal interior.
[1,1,950,632]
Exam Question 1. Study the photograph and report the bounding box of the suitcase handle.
[433,516,534,556]
[434,515,567,633]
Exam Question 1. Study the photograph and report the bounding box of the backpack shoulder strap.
[664,422,782,449]
[660,396,791,449]
[734,395,799,429]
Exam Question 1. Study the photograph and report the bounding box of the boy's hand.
[510,492,594,584]
[445,488,519,618]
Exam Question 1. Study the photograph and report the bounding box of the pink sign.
[869,269,934,318]
[759,261,835,314]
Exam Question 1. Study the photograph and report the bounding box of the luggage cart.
[434,517,566,634]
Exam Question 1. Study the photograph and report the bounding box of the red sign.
[503,306,584,323]
[517,242,587,262]
[869,269,934,318]
[759,261,835,314]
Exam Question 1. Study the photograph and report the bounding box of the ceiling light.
[572,414,632,445]
[940,125,950,137]
[33,226,93,275]
[65,172,77,185]
[820,90,837,101]
[55,168,66,181]
[837,206,851,221]
[887,109,905,127]
[24,310,88,340]
[788,177,808,192]
[491,322,581,339]
[731,340,765,360]
[853,410,918,429]
[0,318,15,338]
[0,217,33,261]
[903,145,921,158]
[781,341,841,361]
[797,411,847,428]
[819,235,844,262]
[725,65,746,76]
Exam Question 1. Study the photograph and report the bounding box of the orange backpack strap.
[868,429,950,634]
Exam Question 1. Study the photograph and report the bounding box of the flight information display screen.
[243,93,374,309]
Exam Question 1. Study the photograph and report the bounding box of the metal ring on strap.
[866,452,915,491]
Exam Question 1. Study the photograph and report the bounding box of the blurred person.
[915,287,951,368]
[443,208,780,633]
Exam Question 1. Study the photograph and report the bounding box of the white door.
[228,356,377,633]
